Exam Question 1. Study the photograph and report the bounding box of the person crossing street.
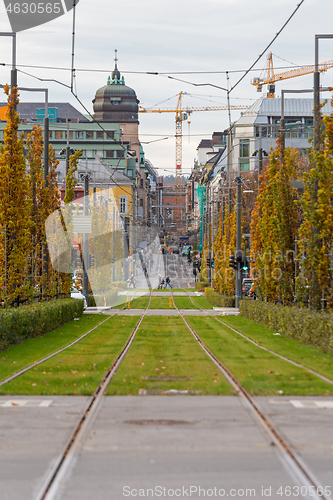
[165,275,172,289]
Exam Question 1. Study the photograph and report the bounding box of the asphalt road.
[1,396,332,500]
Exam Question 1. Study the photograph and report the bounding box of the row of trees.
[0,86,79,306]
[212,99,333,310]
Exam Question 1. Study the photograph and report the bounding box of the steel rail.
[185,290,333,386]
[0,292,137,388]
[172,291,331,500]
[36,291,152,500]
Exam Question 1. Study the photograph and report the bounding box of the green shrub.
[204,288,236,308]
[0,299,84,351]
[240,300,333,352]
[87,294,96,307]
[195,281,210,290]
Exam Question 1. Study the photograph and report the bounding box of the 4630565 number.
[5,3,62,14]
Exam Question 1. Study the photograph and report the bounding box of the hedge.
[195,281,210,290]
[204,288,236,308]
[0,298,84,351]
[240,299,333,352]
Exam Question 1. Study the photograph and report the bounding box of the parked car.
[71,287,87,309]
[170,246,179,254]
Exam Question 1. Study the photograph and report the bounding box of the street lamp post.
[0,32,17,95]
[0,85,50,183]
[314,35,333,151]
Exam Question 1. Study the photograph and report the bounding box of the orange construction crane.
[139,93,248,223]
[251,52,333,98]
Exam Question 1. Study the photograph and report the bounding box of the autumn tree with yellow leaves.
[0,85,32,305]
[250,144,299,304]
[213,204,237,296]
[298,102,333,309]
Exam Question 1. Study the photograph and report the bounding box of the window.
[86,150,94,158]
[116,150,124,158]
[107,131,115,139]
[49,131,53,139]
[139,198,143,207]
[75,131,84,139]
[75,192,79,198]
[140,179,143,188]
[119,195,127,214]
[55,130,63,139]
[239,139,250,157]
[240,159,250,171]
[110,97,121,105]
[127,169,133,178]
[106,150,115,158]
[96,131,104,139]
[86,131,94,139]
[68,131,73,139]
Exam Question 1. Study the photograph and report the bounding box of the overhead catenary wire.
[0,61,319,76]
[228,0,306,94]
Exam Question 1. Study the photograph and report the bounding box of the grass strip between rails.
[0,315,104,383]
[107,316,234,396]
[186,317,333,396]
[221,315,333,382]
[128,295,150,309]
[190,296,214,310]
[173,296,198,309]
[149,297,175,309]
[0,316,140,396]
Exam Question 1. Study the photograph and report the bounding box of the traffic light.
[89,254,95,268]
[206,257,211,267]
[229,255,236,269]
[242,258,249,271]
[211,259,215,268]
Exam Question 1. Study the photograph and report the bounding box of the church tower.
[92,50,140,161]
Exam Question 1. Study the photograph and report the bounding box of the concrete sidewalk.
[85,308,239,316]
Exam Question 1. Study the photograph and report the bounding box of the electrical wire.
[0,62,316,75]
[229,0,306,94]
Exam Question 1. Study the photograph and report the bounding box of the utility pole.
[66,122,70,180]
[43,90,49,186]
[314,35,333,151]
[235,176,242,308]
[83,174,89,303]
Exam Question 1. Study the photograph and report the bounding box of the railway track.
[184,289,333,386]
[0,290,138,388]
[35,291,152,500]
[171,290,332,500]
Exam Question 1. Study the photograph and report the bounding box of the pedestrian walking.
[165,275,172,289]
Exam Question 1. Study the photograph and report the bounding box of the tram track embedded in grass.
[171,290,331,500]
[35,291,152,500]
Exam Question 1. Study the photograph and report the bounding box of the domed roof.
[92,50,139,124]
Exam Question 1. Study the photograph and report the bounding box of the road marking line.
[0,399,53,407]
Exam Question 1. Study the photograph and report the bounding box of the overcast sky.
[1,0,333,175]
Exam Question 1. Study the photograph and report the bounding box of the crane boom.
[139,105,249,113]
[138,95,249,227]
[252,52,333,98]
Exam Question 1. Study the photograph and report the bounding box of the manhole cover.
[123,419,197,426]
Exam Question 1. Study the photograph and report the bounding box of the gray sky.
[1,0,333,175]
